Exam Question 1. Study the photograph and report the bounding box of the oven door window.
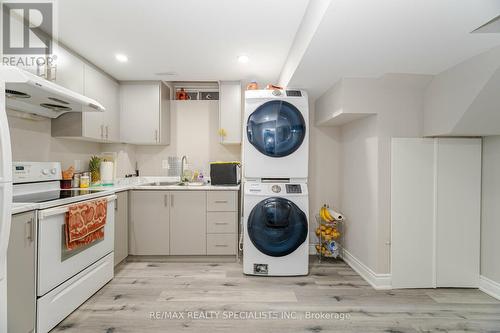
[60,225,104,261]
[246,100,306,158]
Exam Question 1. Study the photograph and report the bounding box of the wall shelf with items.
[174,82,219,100]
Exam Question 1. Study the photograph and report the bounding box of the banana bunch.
[319,204,335,223]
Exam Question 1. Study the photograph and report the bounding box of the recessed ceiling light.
[155,71,178,76]
[115,53,128,63]
[237,55,249,64]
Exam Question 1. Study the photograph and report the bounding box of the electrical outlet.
[162,160,169,169]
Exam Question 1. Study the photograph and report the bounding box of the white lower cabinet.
[170,191,207,255]
[129,191,170,255]
[129,190,238,256]
[7,212,36,333]
[114,191,129,265]
[207,234,236,255]
[206,191,238,256]
[391,138,481,289]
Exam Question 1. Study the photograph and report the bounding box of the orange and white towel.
[65,199,107,250]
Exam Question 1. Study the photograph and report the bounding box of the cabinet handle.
[164,194,168,207]
[115,199,118,211]
[215,244,228,247]
[215,200,228,203]
[105,125,109,139]
[25,217,34,242]
[100,125,104,138]
[215,222,229,225]
[170,194,174,207]
[154,130,158,143]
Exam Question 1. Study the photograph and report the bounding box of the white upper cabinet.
[83,64,120,142]
[53,44,84,94]
[218,81,242,144]
[51,46,120,142]
[120,81,170,145]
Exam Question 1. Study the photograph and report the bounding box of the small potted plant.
[89,155,101,185]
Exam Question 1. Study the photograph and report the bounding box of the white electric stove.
[12,161,116,333]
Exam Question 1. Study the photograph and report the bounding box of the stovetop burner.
[13,189,104,203]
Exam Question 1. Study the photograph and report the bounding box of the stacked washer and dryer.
[242,89,310,276]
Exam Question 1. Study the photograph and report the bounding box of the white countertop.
[88,176,240,192]
[11,177,240,215]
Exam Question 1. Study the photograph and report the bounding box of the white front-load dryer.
[243,89,309,179]
[243,181,309,276]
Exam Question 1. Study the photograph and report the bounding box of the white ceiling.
[284,0,500,98]
[56,0,310,83]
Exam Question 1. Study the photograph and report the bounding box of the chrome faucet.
[180,155,188,182]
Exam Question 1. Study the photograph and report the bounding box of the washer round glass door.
[247,100,306,157]
[247,197,308,257]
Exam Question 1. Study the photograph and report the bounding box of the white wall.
[481,136,500,285]
[318,74,431,274]
[423,45,500,136]
[308,102,341,248]
[339,115,379,270]
[7,115,100,170]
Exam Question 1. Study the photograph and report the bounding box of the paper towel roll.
[328,208,344,221]
[100,161,114,185]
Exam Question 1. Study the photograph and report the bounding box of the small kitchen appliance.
[210,162,241,185]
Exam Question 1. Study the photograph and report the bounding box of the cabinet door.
[83,65,104,140]
[391,138,435,288]
[435,138,481,287]
[102,77,120,142]
[129,191,170,255]
[219,81,242,144]
[120,83,160,144]
[114,191,128,265]
[53,44,85,94]
[7,212,36,333]
[170,191,206,255]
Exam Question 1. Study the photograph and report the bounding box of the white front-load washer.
[243,181,309,276]
[243,89,309,179]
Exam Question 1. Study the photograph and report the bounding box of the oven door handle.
[38,195,117,220]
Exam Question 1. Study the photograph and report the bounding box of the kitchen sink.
[143,181,205,187]
[148,181,183,186]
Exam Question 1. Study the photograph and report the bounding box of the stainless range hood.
[1,66,105,118]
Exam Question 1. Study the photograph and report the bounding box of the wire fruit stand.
[315,205,344,263]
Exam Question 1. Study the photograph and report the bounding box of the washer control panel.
[245,182,307,195]
[285,184,302,194]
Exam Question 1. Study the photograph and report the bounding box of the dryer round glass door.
[247,197,308,257]
[246,100,306,157]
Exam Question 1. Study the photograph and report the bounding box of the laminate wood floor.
[52,258,500,333]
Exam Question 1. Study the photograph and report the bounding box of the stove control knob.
[50,168,57,175]
[42,169,49,175]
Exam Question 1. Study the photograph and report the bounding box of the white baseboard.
[479,275,500,300]
[342,249,392,290]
